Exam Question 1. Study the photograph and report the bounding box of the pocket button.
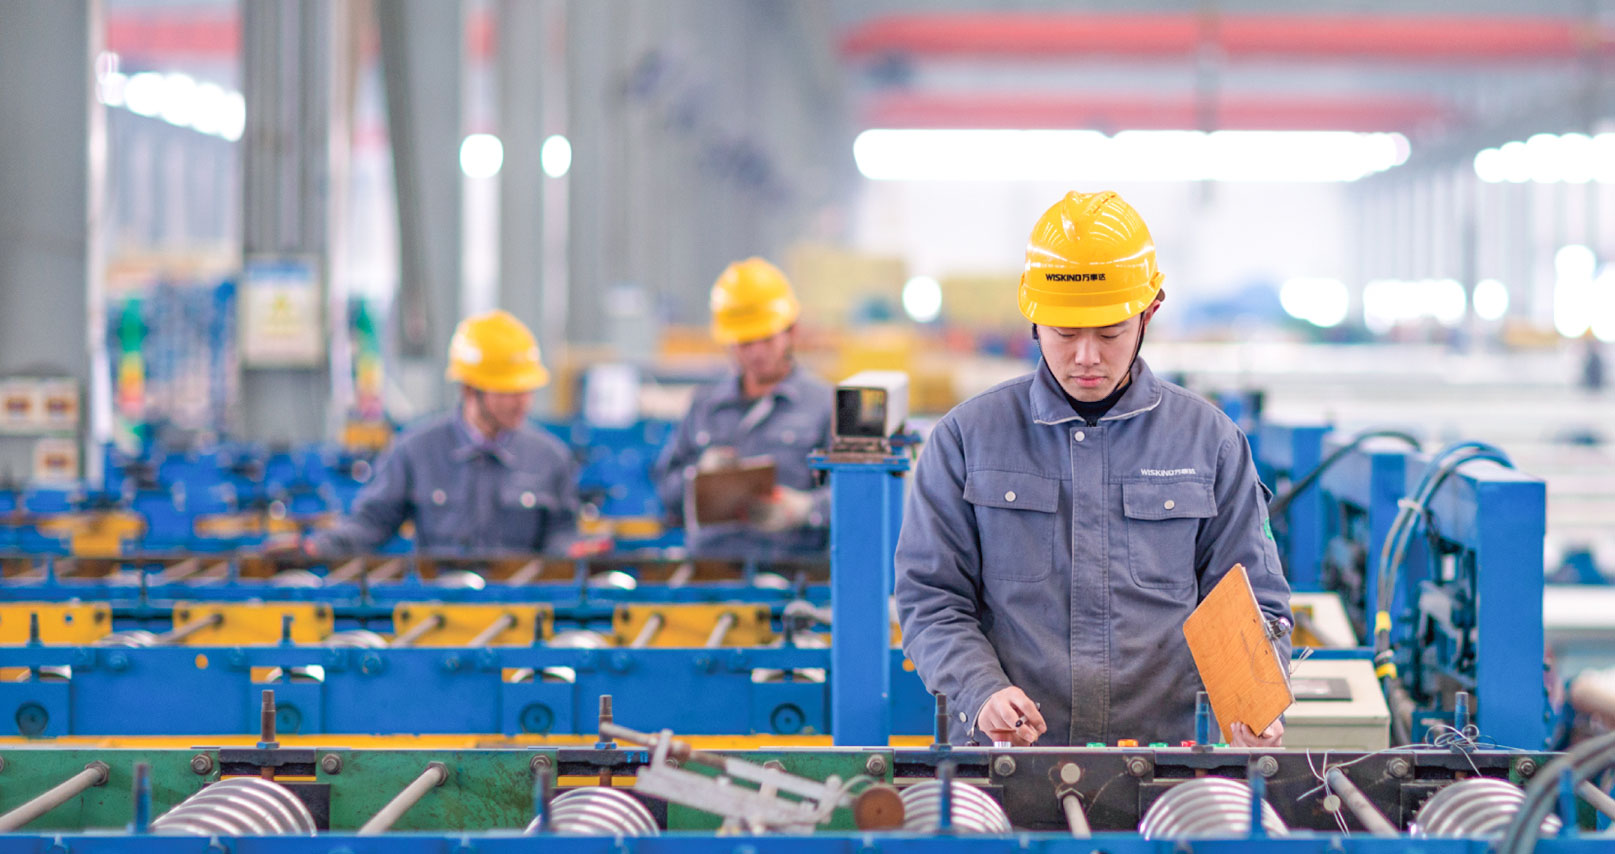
[1163,499,1176,510]
[1004,491,1016,502]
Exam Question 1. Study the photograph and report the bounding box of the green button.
[1149,742,1168,748]
[1086,742,1105,747]
[1213,743,1230,748]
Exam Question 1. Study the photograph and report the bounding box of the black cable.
[1498,729,1615,854]
[1267,429,1422,519]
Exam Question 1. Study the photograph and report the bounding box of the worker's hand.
[748,486,814,533]
[697,446,739,472]
[565,537,613,558]
[976,686,1047,746]
[1230,719,1284,747]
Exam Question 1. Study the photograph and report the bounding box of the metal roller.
[1139,777,1288,839]
[509,630,611,683]
[150,777,316,836]
[96,630,158,647]
[269,569,324,588]
[899,780,1012,834]
[524,787,660,836]
[433,570,486,590]
[324,630,389,648]
[1414,778,1562,838]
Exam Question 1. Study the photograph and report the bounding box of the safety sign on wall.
[240,257,324,367]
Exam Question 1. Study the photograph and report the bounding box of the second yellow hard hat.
[710,257,801,344]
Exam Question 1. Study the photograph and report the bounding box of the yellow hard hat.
[1019,191,1164,328]
[710,257,801,344]
[445,309,549,392]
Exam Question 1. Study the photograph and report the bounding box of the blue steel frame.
[1258,424,1550,749]
[1255,424,1328,590]
[812,452,910,747]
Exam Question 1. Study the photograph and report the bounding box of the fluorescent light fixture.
[1476,132,1615,184]
[853,129,1410,183]
[1472,279,1509,321]
[1362,278,1470,332]
[100,64,244,142]
[541,134,572,178]
[902,275,943,323]
[460,133,504,179]
[1279,277,1349,328]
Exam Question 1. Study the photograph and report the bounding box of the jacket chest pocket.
[497,478,553,550]
[964,470,1059,582]
[1121,478,1216,590]
[412,482,467,545]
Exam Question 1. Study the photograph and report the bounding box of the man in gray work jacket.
[304,310,579,555]
[895,191,1292,748]
[654,258,833,558]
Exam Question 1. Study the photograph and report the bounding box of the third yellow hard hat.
[710,257,801,344]
[445,309,549,392]
[1019,191,1164,328]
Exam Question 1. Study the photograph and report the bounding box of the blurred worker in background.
[895,191,1292,748]
[290,310,580,556]
[654,257,833,557]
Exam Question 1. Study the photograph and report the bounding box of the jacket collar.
[451,411,517,466]
[1032,356,1163,426]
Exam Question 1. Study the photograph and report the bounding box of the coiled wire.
[524,787,659,835]
[1139,778,1288,838]
[1414,778,1562,838]
[899,780,1011,834]
[151,777,316,836]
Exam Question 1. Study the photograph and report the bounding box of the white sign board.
[240,258,324,366]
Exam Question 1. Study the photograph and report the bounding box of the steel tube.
[358,762,447,835]
[158,613,224,644]
[0,762,109,831]
[1325,766,1398,836]
[507,560,544,586]
[705,612,737,648]
[1578,781,1615,821]
[467,613,516,647]
[389,614,444,647]
[1061,792,1091,838]
[630,613,664,648]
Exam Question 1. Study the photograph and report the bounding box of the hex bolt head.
[1255,755,1280,778]
[992,755,1017,777]
[321,754,343,775]
[1388,757,1413,779]
[1514,757,1538,778]
[762,760,785,772]
[1059,763,1082,785]
[189,753,214,776]
[1125,756,1151,778]
[865,754,889,777]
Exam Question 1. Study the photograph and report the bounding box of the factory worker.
[654,258,833,557]
[895,191,1292,748]
[302,310,580,555]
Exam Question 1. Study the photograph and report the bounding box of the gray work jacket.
[654,365,833,557]
[895,358,1291,746]
[310,413,579,555]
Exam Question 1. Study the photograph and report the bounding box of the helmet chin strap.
[1106,313,1150,399]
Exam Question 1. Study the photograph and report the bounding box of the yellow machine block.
[392,603,553,646]
[172,602,334,645]
[608,517,664,539]
[342,419,393,452]
[613,603,774,648]
[0,603,112,644]
[38,512,146,558]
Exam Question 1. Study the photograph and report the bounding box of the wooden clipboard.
[1182,563,1293,742]
[689,457,777,526]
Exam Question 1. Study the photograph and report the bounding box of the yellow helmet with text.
[1019,190,1164,328]
[710,257,801,344]
[445,310,549,392]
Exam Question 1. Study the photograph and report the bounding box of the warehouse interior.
[2,0,1615,849]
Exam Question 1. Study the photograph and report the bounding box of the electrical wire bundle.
[1497,729,1615,853]
[1369,441,1514,744]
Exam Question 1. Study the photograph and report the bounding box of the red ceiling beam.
[841,13,1615,61]
[862,92,1452,133]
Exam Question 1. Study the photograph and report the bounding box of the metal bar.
[326,558,366,584]
[157,612,224,644]
[368,558,407,583]
[0,761,110,831]
[358,762,447,835]
[705,612,737,648]
[389,614,444,647]
[1325,766,1398,836]
[152,558,202,584]
[1579,781,1615,822]
[507,560,543,586]
[1061,792,1091,838]
[466,612,516,647]
[630,613,664,648]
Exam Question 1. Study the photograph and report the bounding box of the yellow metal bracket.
[612,603,774,648]
[172,602,334,645]
[391,603,553,646]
